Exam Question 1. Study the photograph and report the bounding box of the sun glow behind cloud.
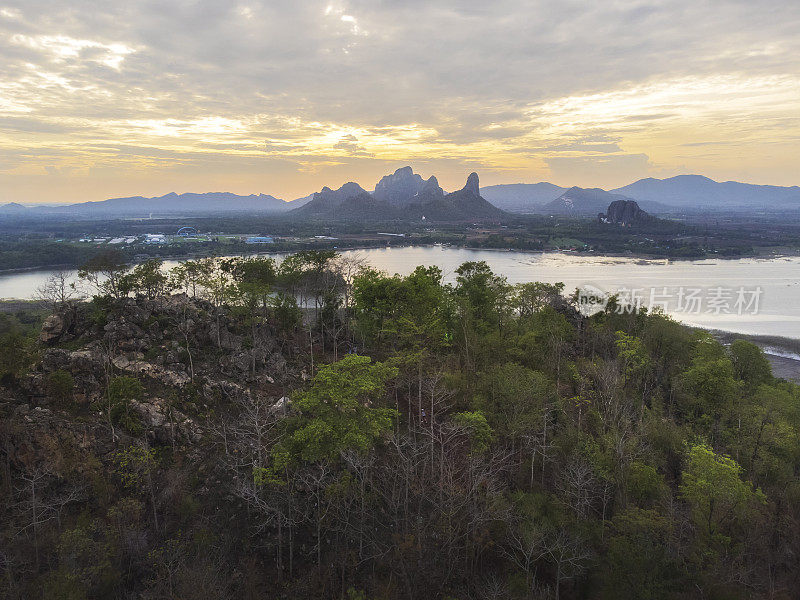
[0,0,799,202]
[10,34,136,70]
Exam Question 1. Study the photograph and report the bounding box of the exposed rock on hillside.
[373,166,427,206]
[406,172,504,221]
[599,199,651,225]
[291,181,400,220]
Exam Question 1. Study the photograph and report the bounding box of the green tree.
[224,256,277,375]
[602,508,681,600]
[626,461,666,506]
[225,256,277,312]
[47,369,75,405]
[78,250,129,299]
[0,320,34,382]
[170,258,214,297]
[679,340,740,438]
[119,259,171,298]
[114,444,161,529]
[107,376,144,435]
[615,330,651,388]
[472,363,554,441]
[272,355,398,469]
[453,261,511,374]
[679,443,765,538]
[729,339,772,389]
[452,411,493,454]
[513,281,565,318]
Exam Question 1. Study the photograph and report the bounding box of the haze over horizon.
[2,1,799,205]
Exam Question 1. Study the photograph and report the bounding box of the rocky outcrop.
[129,397,201,444]
[373,166,426,206]
[406,172,504,221]
[3,400,113,473]
[39,305,82,344]
[419,175,444,196]
[372,167,446,207]
[111,354,193,387]
[599,199,651,225]
[291,181,400,220]
[464,172,480,196]
[34,294,295,396]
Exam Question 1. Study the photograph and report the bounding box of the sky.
[1,0,799,204]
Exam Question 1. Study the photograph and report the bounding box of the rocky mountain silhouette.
[599,199,651,225]
[405,172,505,221]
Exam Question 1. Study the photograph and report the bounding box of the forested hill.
[2,252,799,599]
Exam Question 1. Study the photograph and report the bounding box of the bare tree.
[11,466,83,570]
[35,270,84,310]
[501,523,591,600]
[215,391,296,577]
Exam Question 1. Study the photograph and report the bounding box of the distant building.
[246,236,274,244]
[177,227,198,237]
[145,234,167,244]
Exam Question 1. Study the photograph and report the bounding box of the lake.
[2,246,799,339]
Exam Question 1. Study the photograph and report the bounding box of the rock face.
[26,294,300,445]
[372,167,445,207]
[409,175,445,205]
[464,172,480,196]
[39,307,80,344]
[373,166,424,206]
[311,182,369,207]
[406,172,504,221]
[542,187,621,215]
[291,181,400,220]
[599,199,651,225]
[292,169,503,222]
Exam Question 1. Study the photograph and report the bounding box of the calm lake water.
[2,246,799,339]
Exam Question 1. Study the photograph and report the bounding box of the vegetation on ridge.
[1,251,799,599]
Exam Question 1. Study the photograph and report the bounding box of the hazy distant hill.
[0,202,29,214]
[1,192,291,218]
[285,194,315,209]
[541,187,632,215]
[541,187,670,215]
[291,182,401,220]
[612,175,800,210]
[5,172,798,222]
[481,182,566,212]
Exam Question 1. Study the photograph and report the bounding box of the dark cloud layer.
[1,0,799,201]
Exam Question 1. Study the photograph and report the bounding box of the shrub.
[108,376,145,435]
[47,369,75,404]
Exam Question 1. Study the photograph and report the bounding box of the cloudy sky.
[1,0,799,204]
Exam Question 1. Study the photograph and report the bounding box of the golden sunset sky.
[1,1,799,203]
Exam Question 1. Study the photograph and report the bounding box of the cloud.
[333,134,372,156]
[1,0,799,202]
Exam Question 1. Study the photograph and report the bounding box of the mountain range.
[483,175,800,213]
[0,192,303,218]
[2,171,799,221]
[480,183,567,212]
[540,187,670,216]
[611,175,800,210]
[292,170,503,222]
